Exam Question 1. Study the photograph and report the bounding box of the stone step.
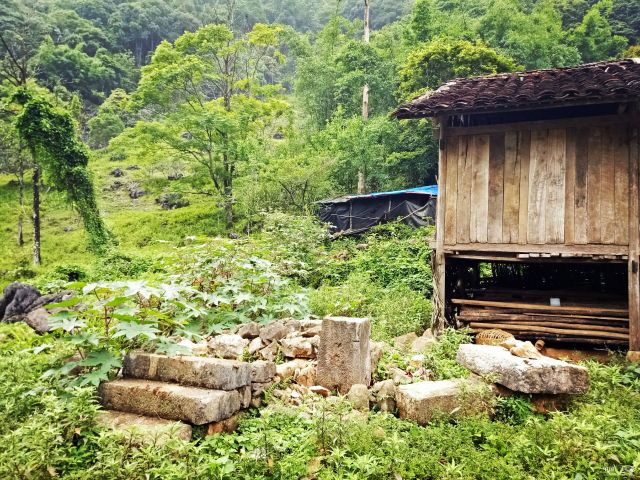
[123,352,251,390]
[96,410,192,443]
[98,379,242,425]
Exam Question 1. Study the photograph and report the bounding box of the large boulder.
[0,282,72,331]
[456,344,589,394]
[317,317,371,394]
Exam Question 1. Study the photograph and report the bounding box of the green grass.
[0,151,228,288]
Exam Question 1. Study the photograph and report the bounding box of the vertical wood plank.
[545,129,566,244]
[527,129,548,244]
[457,137,472,244]
[444,136,458,245]
[587,127,602,243]
[564,128,576,245]
[601,126,617,244]
[488,133,505,243]
[574,127,589,244]
[470,135,490,243]
[503,131,520,243]
[615,127,630,245]
[628,127,639,351]
[518,131,531,245]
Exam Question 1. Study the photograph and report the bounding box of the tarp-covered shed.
[318,185,438,235]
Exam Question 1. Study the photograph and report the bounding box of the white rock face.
[456,344,589,394]
[208,334,249,360]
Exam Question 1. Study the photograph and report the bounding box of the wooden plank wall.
[442,123,632,248]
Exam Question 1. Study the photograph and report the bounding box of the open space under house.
[396,59,640,355]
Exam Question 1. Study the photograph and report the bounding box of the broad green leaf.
[113,321,159,340]
[78,349,122,371]
[106,296,129,308]
[45,297,81,309]
[67,332,101,347]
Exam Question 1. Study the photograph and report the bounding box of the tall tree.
[359,0,370,194]
[119,22,289,226]
[13,88,112,257]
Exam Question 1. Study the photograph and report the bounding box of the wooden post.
[628,125,640,355]
[432,117,447,334]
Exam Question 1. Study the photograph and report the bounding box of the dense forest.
[0,0,638,264]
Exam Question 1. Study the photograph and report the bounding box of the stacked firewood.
[454,289,629,347]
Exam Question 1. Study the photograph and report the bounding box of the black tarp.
[317,185,438,236]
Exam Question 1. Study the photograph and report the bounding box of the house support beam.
[432,117,448,334]
[628,126,640,354]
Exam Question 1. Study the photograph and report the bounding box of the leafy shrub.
[52,264,88,282]
[321,223,433,294]
[309,272,431,340]
[93,251,153,280]
[422,328,472,379]
[494,395,535,425]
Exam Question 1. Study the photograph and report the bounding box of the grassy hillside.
[0,152,228,287]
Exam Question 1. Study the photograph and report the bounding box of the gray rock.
[295,363,317,387]
[259,321,288,343]
[239,385,251,409]
[370,341,386,373]
[250,360,276,383]
[208,334,249,360]
[110,168,124,177]
[317,317,371,394]
[276,359,309,379]
[0,282,69,322]
[248,337,263,354]
[259,341,279,361]
[393,332,418,350]
[372,379,396,413]
[299,319,322,337]
[411,331,437,353]
[456,344,589,394]
[24,308,51,333]
[347,384,371,411]
[396,378,491,425]
[96,410,192,443]
[390,367,412,385]
[98,379,242,425]
[123,352,251,390]
[237,322,260,339]
[280,336,315,359]
[251,381,273,398]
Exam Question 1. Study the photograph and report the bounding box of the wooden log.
[458,312,629,326]
[451,298,628,317]
[472,331,628,347]
[468,322,629,340]
[461,319,629,334]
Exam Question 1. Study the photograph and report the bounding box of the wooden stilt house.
[395,59,640,353]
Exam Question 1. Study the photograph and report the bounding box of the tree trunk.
[223,152,233,228]
[32,165,41,265]
[17,166,24,247]
[358,0,370,195]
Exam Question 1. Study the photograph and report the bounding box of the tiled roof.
[394,59,640,119]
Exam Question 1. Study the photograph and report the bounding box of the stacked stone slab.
[98,353,276,436]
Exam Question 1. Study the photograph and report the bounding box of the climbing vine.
[13,89,112,252]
